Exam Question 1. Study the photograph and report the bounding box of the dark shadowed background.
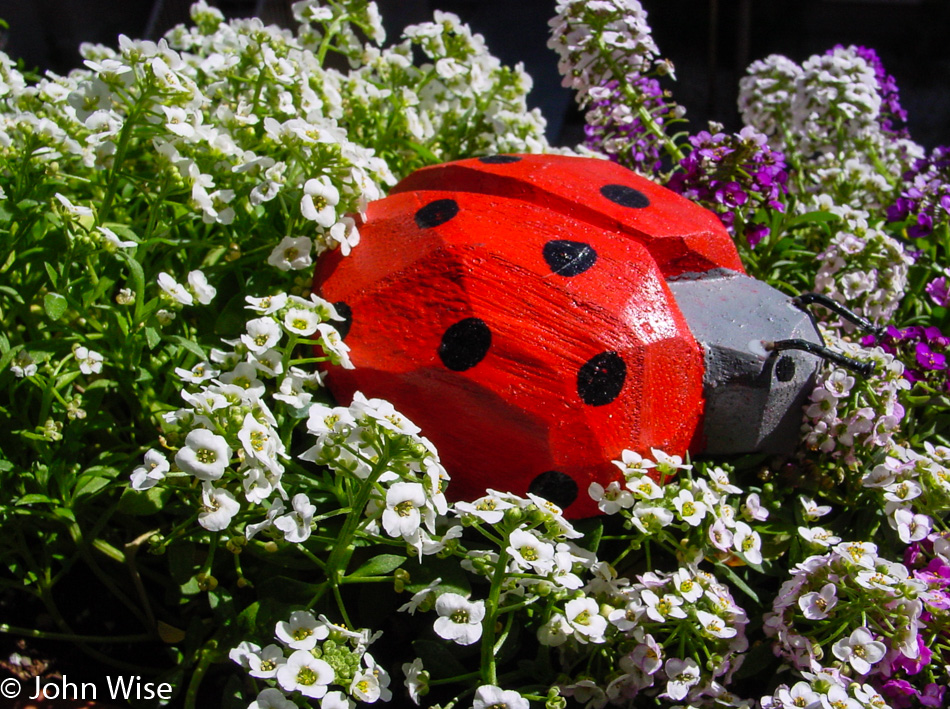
[0,0,947,148]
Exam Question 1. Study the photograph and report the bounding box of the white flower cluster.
[548,0,660,104]
[131,293,347,535]
[764,541,941,682]
[863,442,950,546]
[230,609,390,707]
[812,201,912,327]
[597,450,768,567]
[801,330,908,465]
[740,48,880,156]
[553,562,748,705]
[302,392,456,558]
[341,9,549,164]
[739,47,923,210]
[761,667,892,709]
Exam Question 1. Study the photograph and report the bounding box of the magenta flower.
[915,342,947,370]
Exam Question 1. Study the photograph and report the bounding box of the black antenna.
[763,339,877,377]
[792,293,886,338]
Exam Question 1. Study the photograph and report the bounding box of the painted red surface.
[314,154,738,518]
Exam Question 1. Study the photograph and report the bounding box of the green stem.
[99,97,150,224]
[0,624,154,643]
[184,637,219,709]
[480,545,511,686]
[319,449,391,614]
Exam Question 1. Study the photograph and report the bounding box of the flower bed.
[1,1,948,707]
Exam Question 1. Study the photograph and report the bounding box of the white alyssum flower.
[175,428,232,480]
[267,235,313,271]
[273,493,316,543]
[97,226,136,249]
[800,496,833,521]
[890,507,931,543]
[798,526,841,547]
[433,593,485,646]
[157,272,194,305]
[472,685,529,709]
[832,627,886,675]
[672,488,707,526]
[238,413,283,474]
[455,490,515,525]
[248,688,297,709]
[187,269,216,304]
[247,644,286,679]
[350,653,392,703]
[198,483,240,532]
[589,480,634,514]
[382,482,431,539]
[507,527,555,574]
[799,582,838,620]
[402,658,428,705]
[74,346,104,374]
[328,216,360,255]
[54,192,93,217]
[733,521,763,564]
[10,350,37,378]
[130,449,169,490]
[283,307,321,336]
[662,657,701,701]
[242,317,283,354]
[275,610,329,651]
[641,589,687,623]
[300,176,340,228]
[316,322,353,368]
[564,596,607,643]
[275,649,334,699]
[696,610,737,639]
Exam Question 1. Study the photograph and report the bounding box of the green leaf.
[412,639,471,680]
[15,494,54,506]
[43,292,68,320]
[145,326,161,350]
[117,485,172,516]
[714,560,760,604]
[73,474,113,499]
[349,553,406,578]
[43,261,59,288]
[171,335,207,360]
[0,344,22,373]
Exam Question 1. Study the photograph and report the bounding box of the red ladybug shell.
[313,154,744,518]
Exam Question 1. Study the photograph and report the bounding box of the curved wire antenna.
[792,292,886,337]
[763,339,877,377]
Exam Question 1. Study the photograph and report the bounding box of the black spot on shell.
[775,355,796,382]
[600,183,650,209]
[438,317,491,371]
[478,155,522,164]
[528,470,578,510]
[332,302,352,340]
[543,240,598,277]
[578,351,626,406]
[415,199,459,229]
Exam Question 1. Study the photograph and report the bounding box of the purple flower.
[921,683,946,707]
[878,679,918,709]
[583,78,672,174]
[887,145,950,239]
[745,223,770,248]
[915,342,947,371]
[889,636,932,675]
[667,127,788,246]
[832,45,907,134]
[925,276,950,308]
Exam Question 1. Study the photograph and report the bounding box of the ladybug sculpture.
[313,154,865,518]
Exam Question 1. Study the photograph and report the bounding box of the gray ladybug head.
[667,269,873,456]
